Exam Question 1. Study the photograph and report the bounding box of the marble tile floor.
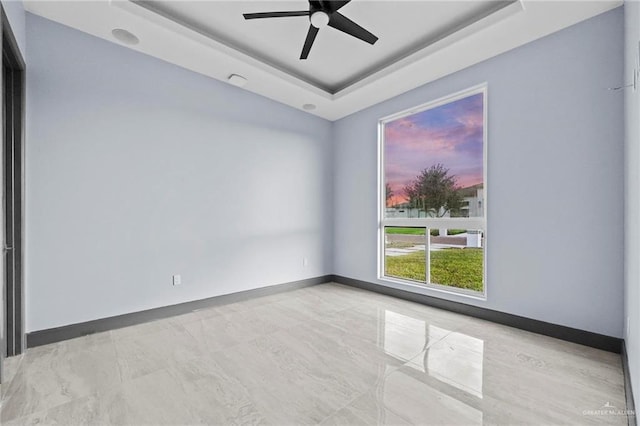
[0,282,630,425]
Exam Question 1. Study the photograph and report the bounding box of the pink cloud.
[384,93,484,205]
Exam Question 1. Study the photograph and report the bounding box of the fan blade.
[243,11,309,19]
[333,1,351,11]
[300,25,319,60]
[320,1,351,13]
[328,12,378,44]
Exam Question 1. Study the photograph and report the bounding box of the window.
[379,85,487,296]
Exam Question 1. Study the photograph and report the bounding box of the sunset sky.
[384,92,484,205]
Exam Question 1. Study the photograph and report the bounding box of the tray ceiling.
[134,1,515,93]
[24,1,622,120]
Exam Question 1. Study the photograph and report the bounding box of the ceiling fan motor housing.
[310,11,330,28]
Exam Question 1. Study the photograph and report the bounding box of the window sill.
[378,275,487,301]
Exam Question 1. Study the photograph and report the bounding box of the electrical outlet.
[173,274,181,286]
[303,257,308,267]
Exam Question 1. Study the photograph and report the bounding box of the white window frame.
[377,84,488,299]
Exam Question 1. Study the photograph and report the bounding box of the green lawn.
[385,227,468,236]
[385,227,426,235]
[385,248,483,292]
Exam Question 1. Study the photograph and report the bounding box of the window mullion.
[426,228,431,284]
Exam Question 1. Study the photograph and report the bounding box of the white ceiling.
[24,0,622,121]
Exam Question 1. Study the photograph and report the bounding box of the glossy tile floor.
[0,283,629,425]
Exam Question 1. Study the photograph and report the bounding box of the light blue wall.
[624,0,640,411]
[2,0,25,55]
[25,13,334,331]
[23,5,629,342]
[333,8,625,337]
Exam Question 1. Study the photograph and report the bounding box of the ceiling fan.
[243,1,378,60]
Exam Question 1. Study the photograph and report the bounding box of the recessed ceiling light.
[228,74,248,87]
[302,104,316,111]
[111,28,139,45]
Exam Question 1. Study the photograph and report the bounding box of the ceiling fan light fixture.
[310,11,330,28]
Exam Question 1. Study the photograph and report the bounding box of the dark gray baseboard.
[27,275,331,348]
[622,341,637,426]
[332,274,623,354]
[27,273,624,355]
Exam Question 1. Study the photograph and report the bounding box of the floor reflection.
[377,309,484,424]
[382,310,427,362]
[424,326,484,398]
